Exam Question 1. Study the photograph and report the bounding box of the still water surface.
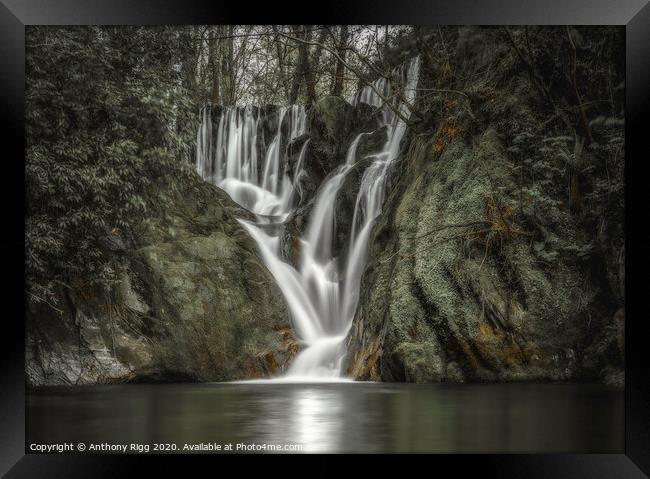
[28,382,623,453]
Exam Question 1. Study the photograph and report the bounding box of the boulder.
[26,176,297,386]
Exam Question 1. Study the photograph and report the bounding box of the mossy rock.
[26,175,297,385]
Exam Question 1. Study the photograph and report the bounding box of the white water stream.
[196,57,420,381]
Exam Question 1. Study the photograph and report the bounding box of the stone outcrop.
[346,131,623,384]
[345,27,625,386]
[26,179,297,386]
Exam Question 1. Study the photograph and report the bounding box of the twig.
[28,291,64,313]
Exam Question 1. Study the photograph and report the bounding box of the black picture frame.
[2,0,648,475]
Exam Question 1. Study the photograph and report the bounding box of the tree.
[271,25,291,101]
[304,27,328,103]
[289,25,312,104]
[209,28,221,105]
[331,25,349,96]
[25,26,196,306]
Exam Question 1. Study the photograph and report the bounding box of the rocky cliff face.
[345,27,624,386]
[26,179,297,386]
[346,130,623,385]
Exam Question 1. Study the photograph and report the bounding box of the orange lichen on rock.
[440,62,453,80]
[275,324,300,358]
[243,358,264,379]
[470,320,544,370]
[347,335,382,381]
[479,86,497,104]
[432,117,461,154]
[263,352,279,375]
[292,235,302,261]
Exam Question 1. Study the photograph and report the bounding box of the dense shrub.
[25,26,198,306]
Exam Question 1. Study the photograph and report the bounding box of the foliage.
[25,26,198,305]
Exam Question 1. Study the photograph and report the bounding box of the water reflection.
[290,387,343,452]
[27,383,623,453]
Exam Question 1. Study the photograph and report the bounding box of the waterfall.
[196,105,306,218]
[195,57,420,381]
[342,58,420,326]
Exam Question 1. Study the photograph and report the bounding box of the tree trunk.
[304,27,327,104]
[331,26,349,97]
[569,134,584,214]
[289,25,313,104]
[569,170,581,213]
[221,25,235,105]
[271,25,290,102]
[209,28,220,105]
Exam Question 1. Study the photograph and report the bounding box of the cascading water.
[195,57,420,381]
[196,105,303,217]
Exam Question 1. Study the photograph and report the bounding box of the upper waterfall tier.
[196,104,307,217]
